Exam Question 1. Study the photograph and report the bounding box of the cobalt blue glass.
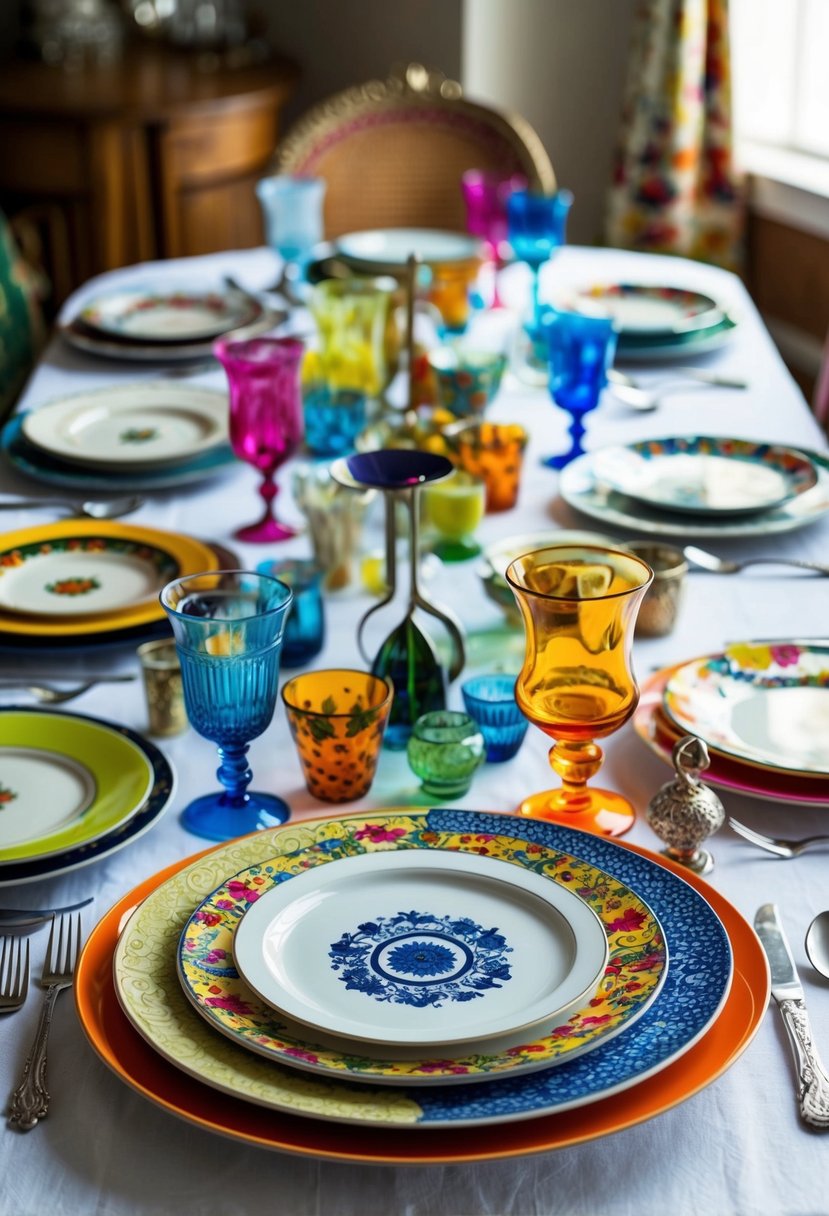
[256,558,325,667]
[507,189,573,330]
[542,308,618,469]
[302,386,367,458]
[461,673,529,763]
[161,570,293,842]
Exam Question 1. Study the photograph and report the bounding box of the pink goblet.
[461,170,527,308]
[215,336,304,543]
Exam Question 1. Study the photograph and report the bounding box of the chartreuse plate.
[0,519,216,636]
[177,833,664,1084]
[112,810,734,1129]
[0,709,154,863]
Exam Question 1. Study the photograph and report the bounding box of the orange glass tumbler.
[452,421,529,512]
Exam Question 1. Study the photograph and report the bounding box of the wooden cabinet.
[0,46,299,304]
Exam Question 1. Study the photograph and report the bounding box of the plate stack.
[561,435,829,539]
[637,641,829,809]
[76,809,769,1163]
[0,707,174,884]
[2,383,236,494]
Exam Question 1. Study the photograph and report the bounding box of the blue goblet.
[507,189,573,331]
[161,570,293,842]
[542,309,618,469]
[256,175,326,304]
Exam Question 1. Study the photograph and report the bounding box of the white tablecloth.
[1,247,828,1216]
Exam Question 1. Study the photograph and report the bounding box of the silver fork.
[0,676,136,705]
[0,937,30,1013]
[728,816,829,859]
[7,913,81,1131]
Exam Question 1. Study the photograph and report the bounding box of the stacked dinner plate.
[0,707,175,884]
[636,641,829,809]
[60,284,278,363]
[555,282,738,361]
[0,518,220,652]
[560,435,829,539]
[2,383,236,494]
[75,808,769,1164]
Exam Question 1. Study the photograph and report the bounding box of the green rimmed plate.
[175,821,666,1086]
[0,709,155,863]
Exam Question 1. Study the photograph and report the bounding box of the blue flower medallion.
[329,911,512,1007]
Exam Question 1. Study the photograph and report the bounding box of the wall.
[462,0,635,245]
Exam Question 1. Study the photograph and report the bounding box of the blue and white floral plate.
[115,810,733,1127]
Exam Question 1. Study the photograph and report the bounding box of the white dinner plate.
[559,447,829,539]
[79,288,260,342]
[557,284,724,336]
[590,436,818,517]
[335,228,482,270]
[663,642,829,777]
[22,384,229,469]
[232,849,609,1048]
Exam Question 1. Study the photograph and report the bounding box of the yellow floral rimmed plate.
[0,709,154,863]
[0,520,217,637]
[172,818,666,1086]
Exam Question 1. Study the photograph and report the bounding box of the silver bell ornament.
[646,735,725,876]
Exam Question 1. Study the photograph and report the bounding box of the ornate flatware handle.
[7,985,61,1132]
[779,997,829,1130]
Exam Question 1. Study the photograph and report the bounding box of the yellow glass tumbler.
[505,545,652,837]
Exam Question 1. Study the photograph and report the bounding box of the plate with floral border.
[79,288,261,342]
[108,809,735,1129]
[176,830,666,1084]
[0,708,175,885]
[557,284,725,336]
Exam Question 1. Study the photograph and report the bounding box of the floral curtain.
[605,0,743,269]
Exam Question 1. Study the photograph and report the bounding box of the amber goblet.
[505,545,652,837]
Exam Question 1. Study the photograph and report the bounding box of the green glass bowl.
[406,710,485,799]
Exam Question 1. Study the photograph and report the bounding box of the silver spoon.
[805,911,829,979]
[684,544,829,576]
[0,494,144,520]
[607,368,748,412]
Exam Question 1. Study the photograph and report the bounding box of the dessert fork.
[729,816,829,859]
[0,937,30,1013]
[7,913,81,1131]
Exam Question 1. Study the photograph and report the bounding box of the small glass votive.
[461,674,528,762]
[256,559,325,667]
[302,385,367,458]
[137,639,187,737]
[427,348,508,418]
[406,710,485,799]
[451,421,529,512]
[427,259,482,336]
[292,464,376,594]
[281,669,392,802]
[423,469,486,562]
[625,542,688,638]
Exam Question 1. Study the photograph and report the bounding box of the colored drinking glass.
[291,463,376,594]
[215,336,304,544]
[427,347,507,418]
[161,570,293,841]
[461,169,527,308]
[309,277,397,402]
[505,545,652,837]
[427,259,481,337]
[282,669,393,802]
[256,175,325,296]
[406,710,485,799]
[256,558,325,667]
[423,468,485,562]
[452,421,529,512]
[507,188,573,331]
[302,385,367,458]
[461,673,528,762]
[542,308,618,469]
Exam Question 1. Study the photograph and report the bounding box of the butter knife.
[755,903,829,1129]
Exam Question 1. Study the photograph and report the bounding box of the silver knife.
[755,903,829,1129]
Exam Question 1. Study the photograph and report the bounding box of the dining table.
[0,242,827,1216]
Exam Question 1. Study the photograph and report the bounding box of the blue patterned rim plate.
[176,825,666,1085]
[0,707,175,887]
[592,436,818,517]
[119,809,732,1128]
[560,446,829,539]
[2,413,236,494]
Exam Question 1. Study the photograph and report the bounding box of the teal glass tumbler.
[161,570,293,842]
[406,711,485,799]
[461,674,528,763]
[256,558,325,667]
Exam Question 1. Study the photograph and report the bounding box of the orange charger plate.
[75,828,769,1165]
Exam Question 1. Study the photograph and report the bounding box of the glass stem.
[549,740,603,798]
[216,744,252,807]
[257,471,278,522]
[530,265,541,330]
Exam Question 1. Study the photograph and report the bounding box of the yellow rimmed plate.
[0,709,154,863]
[0,520,217,636]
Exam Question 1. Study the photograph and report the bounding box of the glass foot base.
[181,790,291,842]
[432,537,481,563]
[541,450,580,471]
[518,786,635,837]
[234,519,298,544]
